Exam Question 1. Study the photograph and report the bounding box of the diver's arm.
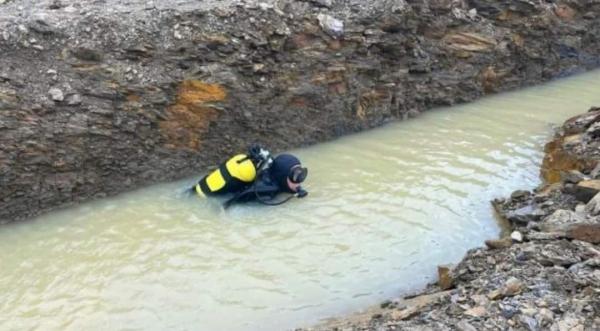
[222,181,280,209]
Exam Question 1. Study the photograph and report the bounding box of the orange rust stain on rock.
[541,136,597,183]
[177,80,227,106]
[541,139,582,183]
[126,94,141,102]
[311,67,346,85]
[541,110,600,183]
[356,88,390,120]
[289,96,308,108]
[496,10,512,21]
[512,34,524,48]
[286,33,318,50]
[328,39,343,51]
[160,80,227,150]
[481,66,498,94]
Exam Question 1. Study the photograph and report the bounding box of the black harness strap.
[198,180,212,196]
[219,163,234,184]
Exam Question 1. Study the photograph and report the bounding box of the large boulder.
[541,108,600,183]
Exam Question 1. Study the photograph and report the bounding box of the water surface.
[1,70,600,331]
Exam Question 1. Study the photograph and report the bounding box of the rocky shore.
[2,0,600,222]
[306,108,600,331]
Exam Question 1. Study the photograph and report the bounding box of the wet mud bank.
[308,108,600,331]
[2,0,600,221]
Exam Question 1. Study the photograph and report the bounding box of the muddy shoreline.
[2,0,600,222]
[304,108,600,331]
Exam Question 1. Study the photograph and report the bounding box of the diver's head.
[271,154,308,193]
[287,164,308,192]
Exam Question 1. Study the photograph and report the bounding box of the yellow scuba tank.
[195,154,258,197]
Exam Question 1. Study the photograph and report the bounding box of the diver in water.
[191,145,308,208]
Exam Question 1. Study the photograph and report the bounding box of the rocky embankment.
[309,109,600,331]
[2,0,600,222]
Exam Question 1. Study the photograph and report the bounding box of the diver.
[191,144,308,208]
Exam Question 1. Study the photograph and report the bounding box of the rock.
[572,180,600,202]
[562,110,600,135]
[456,320,477,331]
[586,121,600,138]
[443,32,496,53]
[504,277,523,296]
[471,294,488,307]
[467,8,477,19]
[463,306,486,318]
[173,30,183,40]
[536,308,554,327]
[511,190,531,200]
[124,45,154,59]
[371,313,383,320]
[66,93,82,106]
[519,315,539,331]
[310,0,333,8]
[540,111,600,182]
[437,264,454,290]
[561,170,586,184]
[526,231,564,241]
[501,305,519,319]
[506,204,544,226]
[317,14,344,38]
[556,317,582,331]
[574,203,586,216]
[48,0,62,10]
[380,300,393,309]
[485,237,512,249]
[590,163,600,179]
[257,2,273,11]
[71,47,104,62]
[565,224,600,244]
[389,0,408,13]
[583,11,596,20]
[28,18,56,35]
[542,210,584,232]
[391,306,419,320]
[584,192,600,216]
[481,66,498,92]
[511,231,523,242]
[408,59,431,74]
[554,4,576,21]
[537,244,581,267]
[520,307,537,317]
[489,277,523,300]
[48,88,64,102]
[487,288,503,300]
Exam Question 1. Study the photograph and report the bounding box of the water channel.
[1,70,600,331]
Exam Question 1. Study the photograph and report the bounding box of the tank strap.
[198,180,212,196]
[219,163,234,184]
[195,184,206,197]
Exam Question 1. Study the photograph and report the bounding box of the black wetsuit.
[223,154,306,208]
[223,170,283,208]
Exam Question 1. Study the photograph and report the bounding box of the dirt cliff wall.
[1,0,600,222]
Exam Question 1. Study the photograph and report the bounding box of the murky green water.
[2,70,600,331]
